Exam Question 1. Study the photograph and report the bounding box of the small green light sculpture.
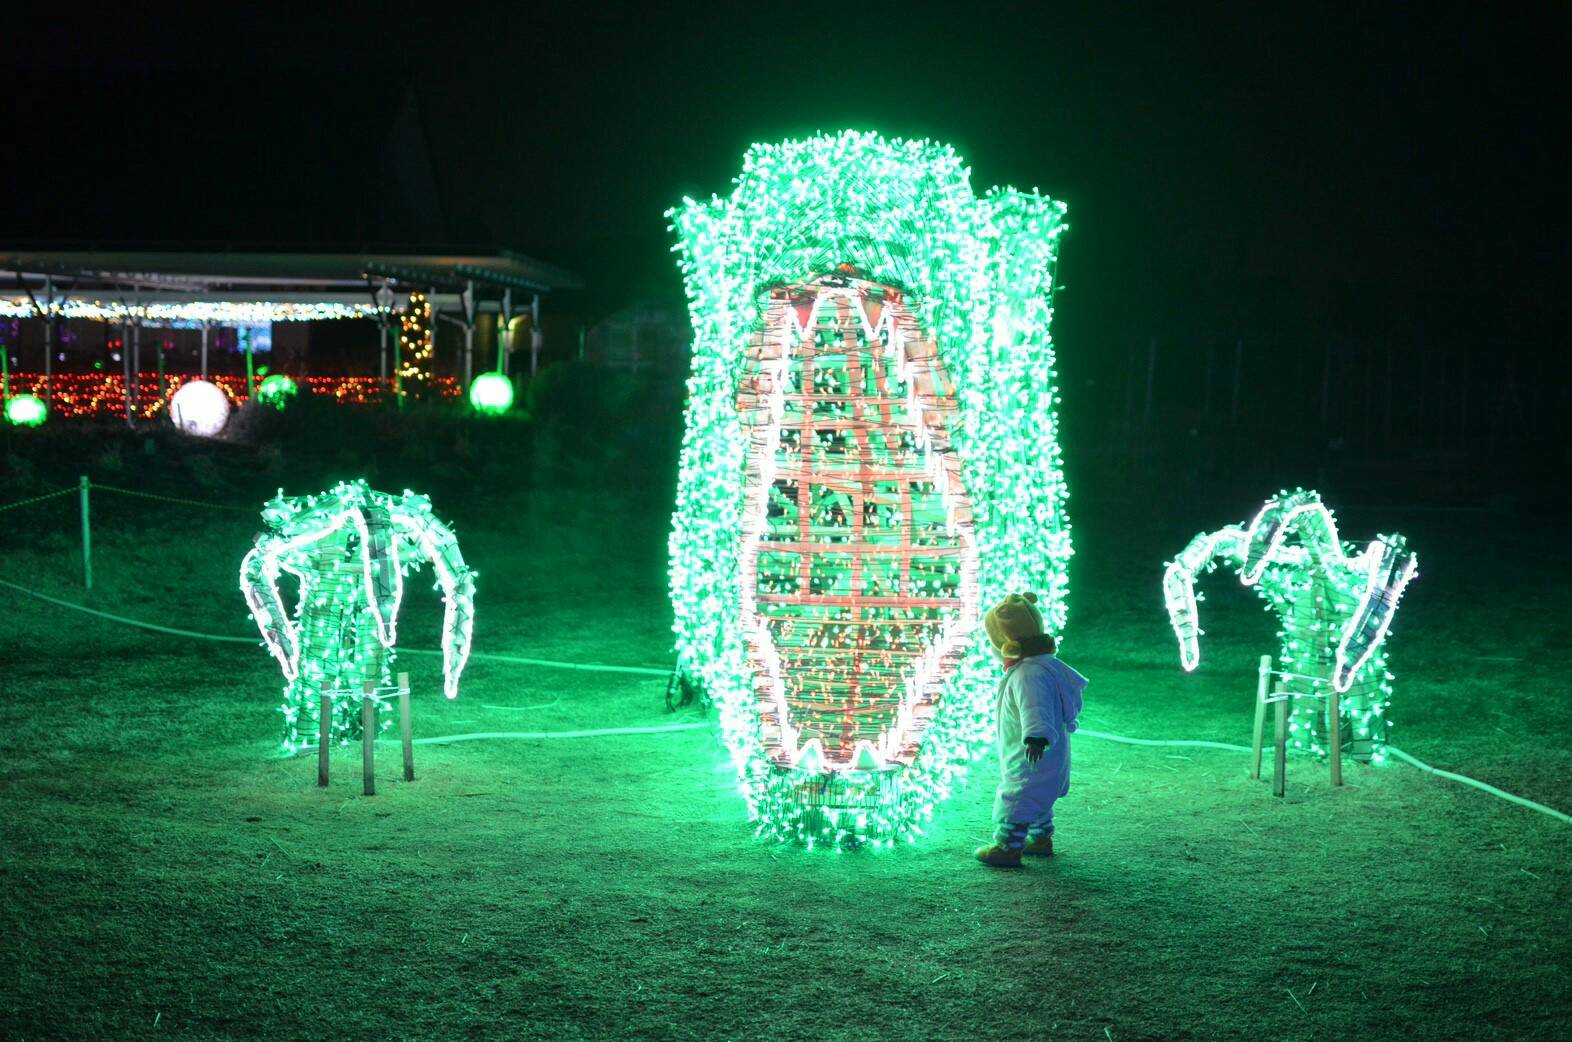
[256,374,299,410]
[5,393,47,427]
[669,130,1071,846]
[468,372,514,415]
[240,480,476,749]
[1163,489,1418,762]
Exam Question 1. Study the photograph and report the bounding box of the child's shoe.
[974,844,1024,868]
[1023,835,1054,858]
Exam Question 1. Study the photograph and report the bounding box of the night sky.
[5,4,1567,345]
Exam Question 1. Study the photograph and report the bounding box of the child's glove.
[1024,737,1049,764]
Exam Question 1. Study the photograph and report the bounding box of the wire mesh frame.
[736,276,981,774]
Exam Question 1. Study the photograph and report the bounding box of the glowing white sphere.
[169,380,231,437]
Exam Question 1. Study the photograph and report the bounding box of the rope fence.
[0,475,1566,828]
[0,486,75,513]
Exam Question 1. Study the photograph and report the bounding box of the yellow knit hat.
[983,592,1045,658]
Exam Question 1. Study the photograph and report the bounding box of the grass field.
[2,407,1569,1041]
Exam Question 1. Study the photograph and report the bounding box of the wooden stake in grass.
[398,672,414,782]
[318,693,332,787]
[1328,684,1344,787]
[1272,680,1289,798]
[362,684,377,796]
[1251,655,1270,780]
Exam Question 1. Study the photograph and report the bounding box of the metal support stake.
[361,686,377,796]
[200,323,210,379]
[1250,655,1270,780]
[1328,686,1343,787]
[398,672,414,782]
[1272,681,1289,798]
[318,693,332,787]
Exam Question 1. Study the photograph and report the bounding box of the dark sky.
[4,3,1567,341]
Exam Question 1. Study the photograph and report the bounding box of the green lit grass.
[1,414,1569,1041]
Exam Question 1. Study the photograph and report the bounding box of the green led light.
[4,393,47,427]
[468,372,514,415]
[256,374,299,410]
[667,130,1071,846]
[240,480,477,749]
[1164,488,1418,763]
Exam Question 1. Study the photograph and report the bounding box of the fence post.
[78,476,93,591]
[398,672,414,782]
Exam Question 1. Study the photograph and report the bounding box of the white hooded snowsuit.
[993,654,1088,825]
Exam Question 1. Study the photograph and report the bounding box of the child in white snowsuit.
[975,592,1087,868]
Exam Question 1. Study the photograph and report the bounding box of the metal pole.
[463,324,474,392]
[243,327,255,397]
[120,322,132,427]
[530,294,542,377]
[200,323,210,379]
[393,311,404,410]
[499,289,512,377]
[378,322,388,383]
[460,279,476,393]
[78,476,93,591]
[42,276,53,404]
[157,334,166,401]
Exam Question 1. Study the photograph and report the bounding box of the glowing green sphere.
[4,394,47,427]
[256,374,299,410]
[468,372,514,414]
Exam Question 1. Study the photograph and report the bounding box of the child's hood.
[1025,654,1087,733]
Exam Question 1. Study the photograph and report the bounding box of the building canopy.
[0,247,581,325]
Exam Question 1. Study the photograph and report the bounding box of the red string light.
[2,372,459,419]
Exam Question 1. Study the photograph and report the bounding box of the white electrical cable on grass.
[408,723,709,744]
[402,647,668,676]
[1386,745,1572,825]
[0,579,257,643]
[0,579,669,676]
[1077,728,1252,753]
[286,721,709,755]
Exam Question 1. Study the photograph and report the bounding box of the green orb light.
[256,374,299,410]
[468,372,514,415]
[4,394,47,427]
